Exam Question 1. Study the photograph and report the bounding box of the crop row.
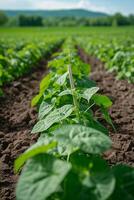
[0,38,63,95]
[15,39,134,200]
[77,36,134,83]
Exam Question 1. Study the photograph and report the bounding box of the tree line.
[0,11,134,27]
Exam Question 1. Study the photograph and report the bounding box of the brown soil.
[0,60,48,200]
[78,47,134,167]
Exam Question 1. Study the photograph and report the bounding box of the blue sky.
[0,0,133,15]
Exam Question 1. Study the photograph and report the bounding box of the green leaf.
[64,154,115,200]
[58,89,72,96]
[76,77,96,88]
[38,102,54,120]
[53,125,111,155]
[40,73,51,92]
[110,165,134,200]
[31,92,43,107]
[16,154,71,200]
[32,105,74,133]
[56,72,68,86]
[82,87,99,102]
[0,88,4,96]
[31,74,52,107]
[89,119,109,135]
[82,171,115,200]
[101,107,115,131]
[70,153,108,173]
[14,140,57,173]
[93,94,112,108]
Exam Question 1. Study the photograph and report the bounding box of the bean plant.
[0,39,63,96]
[14,39,134,200]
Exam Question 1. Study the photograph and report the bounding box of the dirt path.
[0,60,49,200]
[78,47,134,167]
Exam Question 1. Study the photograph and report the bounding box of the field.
[0,26,134,200]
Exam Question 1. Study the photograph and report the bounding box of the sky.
[0,0,133,15]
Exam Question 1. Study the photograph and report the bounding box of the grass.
[0,26,134,39]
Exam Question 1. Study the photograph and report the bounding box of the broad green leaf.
[82,171,115,200]
[82,87,99,102]
[38,102,54,120]
[40,73,51,92]
[31,92,43,107]
[93,94,112,108]
[76,77,96,88]
[32,105,74,133]
[64,154,115,200]
[53,125,111,155]
[31,72,53,107]
[58,89,72,96]
[110,165,134,200]
[16,154,71,200]
[56,72,68,86]
[14,140,57,173]
[70,153,109,174]
[31,74,52,106]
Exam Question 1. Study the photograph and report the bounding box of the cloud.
[32,0,110,13]
[0,0,110,13]
[78,0,110,13]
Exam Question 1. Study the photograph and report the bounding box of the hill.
[4,9,108,18]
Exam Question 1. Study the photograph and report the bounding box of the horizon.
[1,8,108,14]
[0,0,134,15]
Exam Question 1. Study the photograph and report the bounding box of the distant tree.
[0,11,8,26]
[18,15,43,26]
[8,13,133,27]
[128,14,134,25]
[89,17,111,26]
[112,13,129,26]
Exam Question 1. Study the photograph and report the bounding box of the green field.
[0,26,134,38]
[0,26,134,91]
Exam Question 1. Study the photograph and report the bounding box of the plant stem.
[68,64,80,119]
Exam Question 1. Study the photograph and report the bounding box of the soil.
[78,47,134,167]
[0,60,48,200]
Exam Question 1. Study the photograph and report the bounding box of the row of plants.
[0,38,63,96]
[77,36,134,83]
[14,39,134,200]
[0,39,28,55]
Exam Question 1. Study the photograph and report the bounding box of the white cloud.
[0,0,111,13]
[78,0,110,13]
